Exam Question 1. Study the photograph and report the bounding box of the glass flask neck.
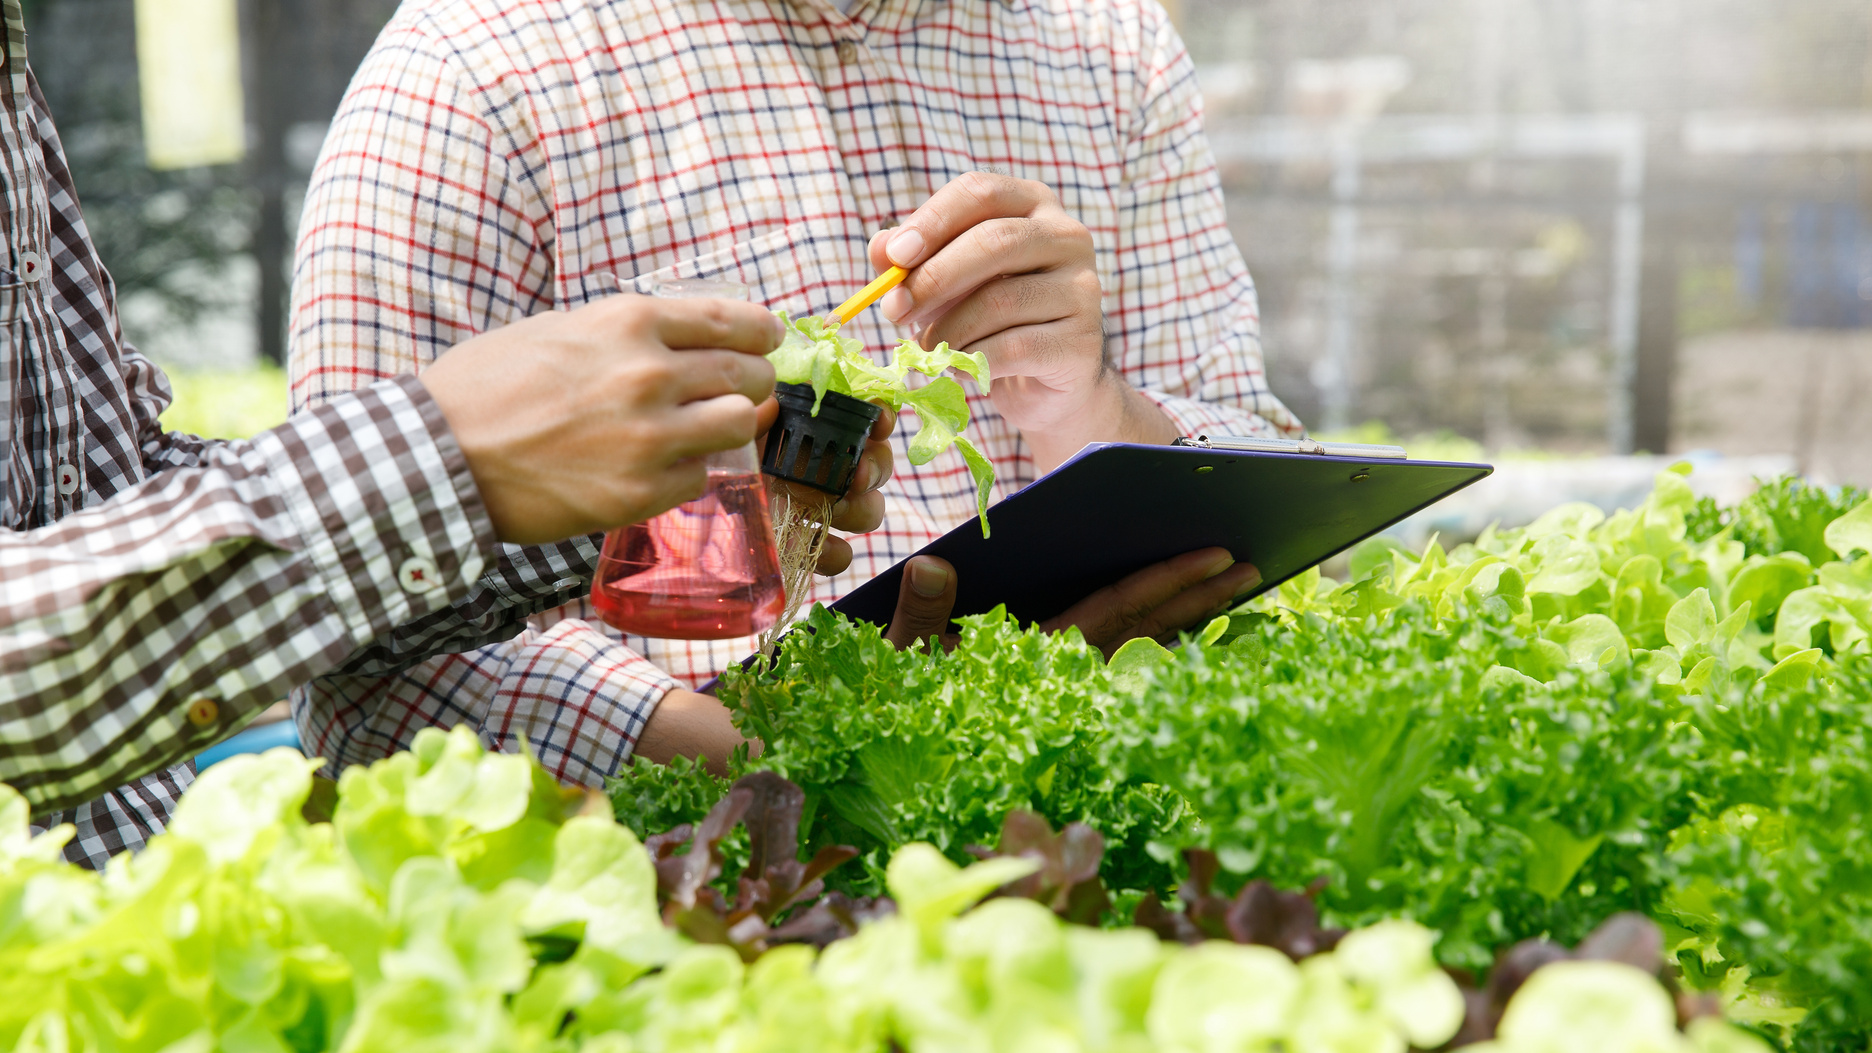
[705,440,761,473]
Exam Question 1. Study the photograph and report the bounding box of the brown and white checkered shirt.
[0,5,585,868]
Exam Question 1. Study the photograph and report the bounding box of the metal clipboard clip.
[1173,434,1408,459]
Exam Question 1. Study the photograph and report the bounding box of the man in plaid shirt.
[291,0,1305,784]
[0,2,787,868]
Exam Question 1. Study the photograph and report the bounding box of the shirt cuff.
[487,619,683,786]
[1136,390,1289,442]
[252,374,497,651]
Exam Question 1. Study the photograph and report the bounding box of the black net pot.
[762,382,883,495]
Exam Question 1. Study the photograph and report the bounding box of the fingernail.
[881,287,913,323]
[909,559,949,597]
[865,454,889,493]
[888,227,927,268]
[1204,553,1236,580]
[832,498,850,521]
[1233,566,1264,597]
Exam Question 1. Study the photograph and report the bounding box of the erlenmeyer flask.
[589,278,785,639]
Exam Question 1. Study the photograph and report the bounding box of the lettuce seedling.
[769,312,995,534]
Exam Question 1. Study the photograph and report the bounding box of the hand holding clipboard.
[833,436,1492,651]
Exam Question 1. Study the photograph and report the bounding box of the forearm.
[1025,371,1180,476]
[1,377,490,812]
[633,689,758,778]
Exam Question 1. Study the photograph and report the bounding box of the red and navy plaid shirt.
[288,0,1304,786]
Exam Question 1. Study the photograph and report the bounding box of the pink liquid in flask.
[591,466,785,640]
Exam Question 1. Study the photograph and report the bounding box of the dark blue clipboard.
[827,441,1493,627]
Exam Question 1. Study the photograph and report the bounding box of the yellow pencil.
[829,266,909,325]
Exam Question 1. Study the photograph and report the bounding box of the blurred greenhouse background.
[23,0,396,437]
[1174,0,1872,489]
[20,0,1872,487]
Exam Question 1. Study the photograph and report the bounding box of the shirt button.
[186,699,220,727]
[398,556,445,595]
[55,463,80,496]
[836,39,860,64]
[19,251,43,283]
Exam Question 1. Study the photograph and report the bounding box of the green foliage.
[0,728,679,1053]
[1101,602,1702,973]
[1310,466,1872,689]
[711,607,1186,896]
[769,312,990,414]
[1216,472,1872,1047]
[601,470,1872,1048]
[1485,962,1766,1053]
[156,363,290,439]
[11,724,1765,1053]
[814,851,1467,1053]
[611,608,1185,896]
[1662,655,1872,1047]
[1686,476,1870,565]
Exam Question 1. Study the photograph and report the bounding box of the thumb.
[884,556,958,651]
[867,227,895,274]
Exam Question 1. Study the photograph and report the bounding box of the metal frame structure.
[1208,114,1648,450]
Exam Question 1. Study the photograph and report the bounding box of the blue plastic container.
[196,719,302,772]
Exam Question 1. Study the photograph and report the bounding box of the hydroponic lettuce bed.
[4,468,1869,1052]
[0,737,1758,1053]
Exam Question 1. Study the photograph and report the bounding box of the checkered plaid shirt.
[0,6,544,869]
[289,0,1304,787]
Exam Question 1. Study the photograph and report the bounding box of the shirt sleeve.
[1108,3,1307,441]
[293,616,680,789]
[286,15,684,774]
[0,375,494,813]
[33,762,195,870]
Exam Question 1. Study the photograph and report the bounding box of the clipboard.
[828,436,1493,627]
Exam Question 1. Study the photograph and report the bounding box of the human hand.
[882,555,963,652]
[421,295,781,545]
[880,547,1260,657]
[755,399,897,576]
[870,172,1176,473]
[1037,547,1262,657]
